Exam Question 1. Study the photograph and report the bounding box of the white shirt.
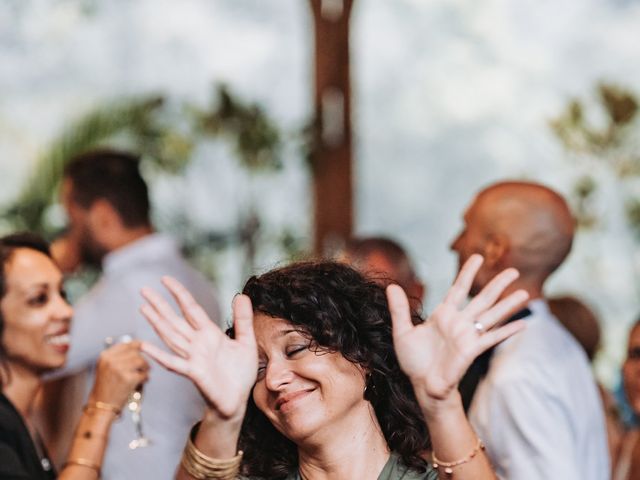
[469,299,610,480]
[61,233,222,480]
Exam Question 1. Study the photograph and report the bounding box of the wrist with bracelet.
[84,401,121,417]
[431,437,485,476]
[181,422,243,480]
[64,458,101,476]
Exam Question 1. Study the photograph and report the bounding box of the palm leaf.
[3,96,164,232]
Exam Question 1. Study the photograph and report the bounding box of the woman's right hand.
[140,277,258,422]
[89,342,149,410]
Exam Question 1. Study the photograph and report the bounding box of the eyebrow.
[278,329,303,338]
[18,281,61,295]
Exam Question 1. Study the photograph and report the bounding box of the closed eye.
[286,345,307,357]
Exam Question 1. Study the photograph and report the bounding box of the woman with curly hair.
[140,255,528,479]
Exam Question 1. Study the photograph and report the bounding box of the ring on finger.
[473,321,485,333]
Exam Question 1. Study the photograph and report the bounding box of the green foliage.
[550,82,640,234]
[3,96,164,233]
[191,84,282,172]
[1,83,306,274]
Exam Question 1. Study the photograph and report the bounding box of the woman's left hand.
[387,254,528,407]
[89,342,150,411]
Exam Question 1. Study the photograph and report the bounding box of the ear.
[88,199,120,231]
[483,234,509,268]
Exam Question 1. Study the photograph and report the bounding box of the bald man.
[451,181,609,480]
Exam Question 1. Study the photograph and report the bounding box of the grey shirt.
[241,454,438,480]
[59,233,221,480]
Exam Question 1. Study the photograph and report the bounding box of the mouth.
[45,332,71,351]
[275,388,316,412]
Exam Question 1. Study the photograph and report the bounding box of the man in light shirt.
[47,149,221,480]
[451,181,609,480]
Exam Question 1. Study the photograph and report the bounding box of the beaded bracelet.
[432,437,485,476]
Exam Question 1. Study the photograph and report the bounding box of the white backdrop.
[1,0,640,382]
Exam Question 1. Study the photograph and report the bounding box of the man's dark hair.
[64,149,151,228]
[233,261,429,478]
[0,232,52,385]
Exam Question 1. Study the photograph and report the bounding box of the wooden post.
[308,0,354,255]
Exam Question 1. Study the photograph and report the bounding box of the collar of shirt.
[491,298,550,353]
[102,233,180,276]
[526,298,551,318]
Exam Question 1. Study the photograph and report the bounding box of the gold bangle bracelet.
[432,438,485,476]
[64,458,101,475]
[180,422,243,479]
[84,401,121,417]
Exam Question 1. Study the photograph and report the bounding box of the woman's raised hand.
[387,254,529,404]
[140,277,258,421]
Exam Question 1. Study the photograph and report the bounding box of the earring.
[363,373,376,402]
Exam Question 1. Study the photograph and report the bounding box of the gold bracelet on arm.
[431,437,485,476]
[84,401,121,417]
[64,458,101,475]
[180,422,243,480]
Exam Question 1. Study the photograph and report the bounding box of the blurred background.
[2,0,640,386]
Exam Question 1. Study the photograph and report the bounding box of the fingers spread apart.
[161,276,212,331]
[141,341,191,377]
[465,268,520,317]
[386,284,413,339]
[231,294,256,348]
[444,254,484,307]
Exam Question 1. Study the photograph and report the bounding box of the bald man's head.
[451,181,574,295]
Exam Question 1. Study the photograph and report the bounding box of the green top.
[240,453,438,479]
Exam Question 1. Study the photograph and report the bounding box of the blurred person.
[340,236,426,314]
[46,149,221,480]
[615,319,640,480]
[548,295,601,360]
[0,232,148,479]
[549,295,624,475]
[451,181,609,479]
[139,256,529,479]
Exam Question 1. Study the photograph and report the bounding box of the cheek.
[317,357,366,404]
[2,307,48,350]
[3,320,39,357]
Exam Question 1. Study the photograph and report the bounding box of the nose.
[264,358,293,392]
[55,294,74,323]
[450,231,463,251]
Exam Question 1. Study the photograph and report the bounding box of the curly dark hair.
[0,232,52,386]
[235,261,430,478]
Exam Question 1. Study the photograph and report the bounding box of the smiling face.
[1,248,73,377]
[251,314,369,445]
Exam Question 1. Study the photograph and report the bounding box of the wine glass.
[104,334,151,449]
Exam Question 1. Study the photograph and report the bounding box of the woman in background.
[0,233,148,479]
